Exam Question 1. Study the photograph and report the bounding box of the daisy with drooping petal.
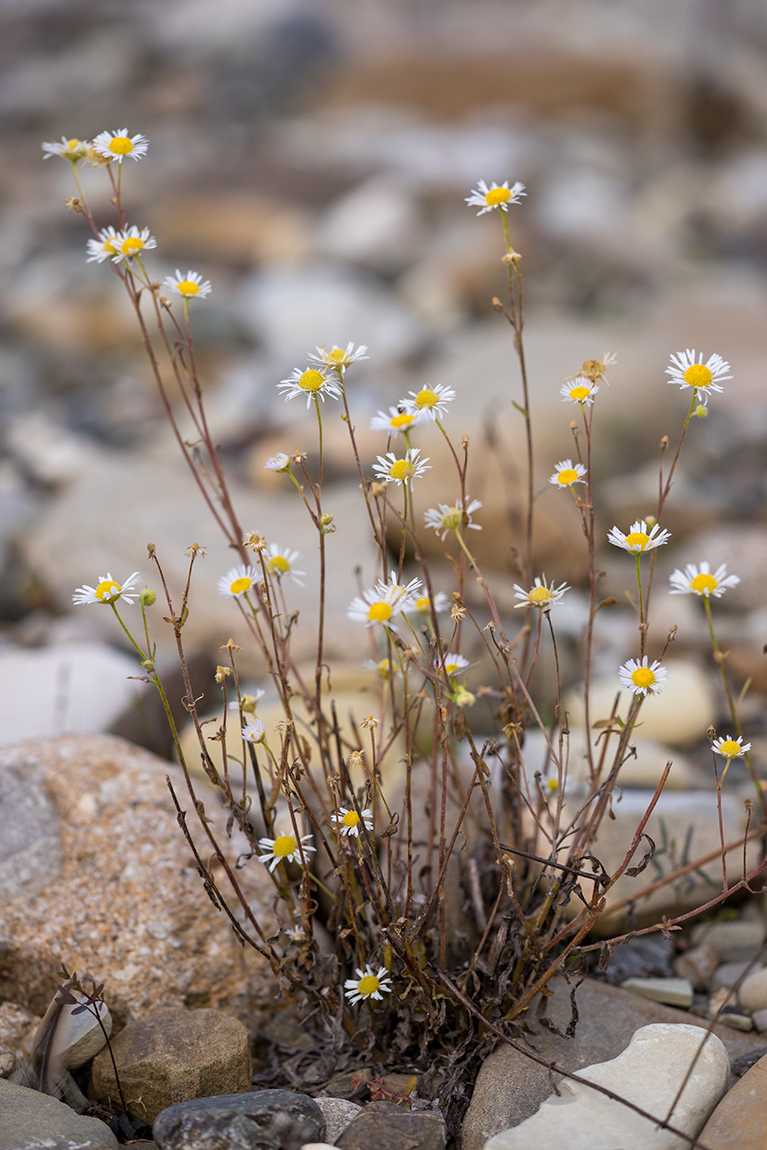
[42,136,90,162]
[307,343,368,372]
[241,717,265,742]
[348,572,423,628]
[86,226,121,263]
[401,384,455,421]
[465,179,526,216]
[257,832,315,873]
[560,377,599,406]
[218,564,258,597]
[372,447,431,487]
[369,407,426,436]
[513,576,569,611]
[332,807,374,838]
[712,735,751,759]
[163,269,212,300]
[665,350,731,397]
[92,129,149,163]
[364,657,400,680]
[72,571,141,606]
[265,544,305,586]
[344,964,393,1004]
[423,497,483,541]
[607,520,671,553]
[438,652,470,677]
[111,226,157,263]
[264,453,291,472]
[411,591,449,615]
[549,460,587,488]
[618,656,668,697]
[229,688,266,714]
[276,367,343,408]
[669,562,740,599]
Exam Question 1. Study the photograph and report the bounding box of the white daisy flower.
[276,367,342,408]
[86,226,121,263]
[241,717,265,742]
[618,656,668,697]
[92,129,149,163]
[344,964,393,1004]
[111,226,157,263]
[218,564,258,597]
[513,576,569,611]
[371,447,431,487]
[265,544,305,586]
[665,350,732,397]
[257,832,315,873]
[560,377,599,406]
[364,657,400,680]
[607,520,671,554]
[331,806,373,838]
[669,562,740,599]
[411,591,449,615]
[401,384,455,421]
[307,342,368,371]
[438,652,470,677]
[369,407,427,436]
[423,497,482,541]
[465,179,526,216]
[72,571,141,606]
[264,453,290,472]
[347,572,423,628]
[712,735,751,759]
[163,269,212,300]
[549,459,587,488]
[229,688,266,713]
[42,136,90,162]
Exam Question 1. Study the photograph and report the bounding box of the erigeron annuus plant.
[47,133,767,1136]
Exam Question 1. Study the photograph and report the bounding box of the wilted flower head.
[423,497,482,540]
[264,453,290,472]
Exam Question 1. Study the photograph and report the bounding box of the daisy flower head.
[348,572,422,629]
[364,657,400,680]
[560,377,599,406]
[265,544,305,586]
[465,179,526,216]
[241,717,265,742]
[218,564,258,597]
[669,562,740,599]
[513,576,569,611]
[666,350,732,397]
[712,735,751,759]
[86,226,121,264]
[344,965,393,1004]
[276,367,343,408]
[42,136,90,162]
[332,807,374,839]
[72,571,141,606]
[438,652,470,677]
[424,497,482,541]
[401,383,455,421]
[607,520,671,553]
[372,447,431,487]
[412,591,449,615]
[369,407,427,436]
[549,459,587,488]
[92,129,149,164]
[163,269,212,300]
[257,832,315,873]
[307,342,368,372]
[265,453,290,472]
[111,226,157,263]
[618,656,668,697]
[229,688,266,714]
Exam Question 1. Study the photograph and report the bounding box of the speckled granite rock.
[0,1076,118,1150]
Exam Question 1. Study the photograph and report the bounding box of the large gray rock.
[0,747,63,899]
[0,1076,118,1150]
[153,1089,325,1150]
[335,1102,445,1150]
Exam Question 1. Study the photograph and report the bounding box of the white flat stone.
[484,1023,729,1150]
[620,977,694,1008]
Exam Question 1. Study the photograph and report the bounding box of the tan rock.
[698,1051,767,1149]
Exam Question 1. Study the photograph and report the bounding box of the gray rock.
[0,1075,118,1150]
[674,943,720,992]
[313,1098,363,1143]
[92,1008,252,1126]
[335,1101,445,1150]
[620,976,694,1008]
[692,920,767,963]
[0,749,63,900]
[711,961,761,993]
[153,1089,325,1150]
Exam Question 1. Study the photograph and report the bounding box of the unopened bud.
[140,589,156,607]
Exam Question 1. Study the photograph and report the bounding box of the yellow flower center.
[121,237,144,256]
[273,834,298,858]
[569,386,590,401]
[631,667,656,689]
[67,138,82,151]
[376,658,393,677]
[389,459,413,481]
[357,974,380,996]
[683,364,713,389]
[390,413,415,429]
[177,280,199,296]
[95,580,120,600]
[445,662,461,675]
[230,576,252,594]
[267,556,291,575]
[557,469,579,485]
[690,573,718,595]
[528,587,552,606]
[441,509,462,531]
[103,240,118,254]
[342,810,361,828]
[326,348,347,364]
[109,137,134,155]
[414,388,438,409]
[485,187,512,206]
[299,369,325,392]
[625,532,650,549]
[368,601,393,623]
[414,596,430,612]
[718,739,742,758]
